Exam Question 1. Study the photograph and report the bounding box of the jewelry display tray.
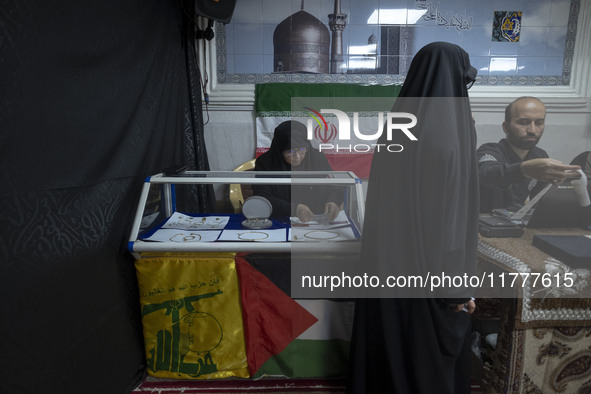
[127,170,366,258]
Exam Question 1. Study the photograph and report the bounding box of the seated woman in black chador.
[252,120,343,222]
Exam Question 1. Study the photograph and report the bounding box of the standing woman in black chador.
[253,120,343,222]
[347,42,479,393]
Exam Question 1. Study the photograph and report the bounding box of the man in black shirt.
[478,97,580,213]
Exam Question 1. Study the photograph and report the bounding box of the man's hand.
[520,158,581,184]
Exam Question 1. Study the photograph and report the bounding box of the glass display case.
[127,170,366,258]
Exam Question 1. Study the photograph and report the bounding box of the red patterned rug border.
[132,377,346,393]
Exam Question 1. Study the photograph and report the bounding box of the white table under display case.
[127,170,365,381]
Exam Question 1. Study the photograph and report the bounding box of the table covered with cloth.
[477,227,591,393]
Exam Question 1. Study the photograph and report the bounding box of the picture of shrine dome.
[273,8,330,73]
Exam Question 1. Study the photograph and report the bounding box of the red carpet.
[131,376,482,393]
[131,376,347,393]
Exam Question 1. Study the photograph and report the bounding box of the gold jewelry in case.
[237,231,270,241]
[303,230,340,240]
[170,233,203,242]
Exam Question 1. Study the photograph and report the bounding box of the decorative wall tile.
[492,11,522,42]
[216,0,579,86]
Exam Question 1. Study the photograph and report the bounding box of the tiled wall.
[218,0,579,85]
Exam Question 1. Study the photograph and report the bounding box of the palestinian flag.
[235,256,318,375]
[254,299,355,378]
[255,83,401,178]
[238,253,355,378]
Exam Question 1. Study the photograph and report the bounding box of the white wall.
[204,110,256,171]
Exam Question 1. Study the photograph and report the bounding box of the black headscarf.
[397,41,477,97]
[362,40,479,299]
[255,120,330,171]
[253,121,341,218]
[347,41,479,394]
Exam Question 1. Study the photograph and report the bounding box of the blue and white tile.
[234,54,265,74]
[225,24,235,56]
[460,25,492,56]
[368,2,413,26]
[232,0,264,23]
[348,56,380,73]
[349,0,379,25]
[347,24,378,50]
[469,5,495,26]
[517,56,546,75]
[490,40,519,55]
[233,24,264,55]
[521,0,551,26]
[220,0,575,85]
[291,0,321,17]
[469,56,491,76]
[402,26,436,55]
[544,56,564,75]
[549,0,571,26]
[493,0,524,11]
[431,25,464,45]
[262,0,292,24]
[517,26,548,56]
[263,55,275,74]
[263,24,275,55]
[489,57,517,75]
[226,54,235,74]
[546,26,568,56]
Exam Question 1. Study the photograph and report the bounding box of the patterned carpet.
[131,375,484,393]
[131,376,347,393]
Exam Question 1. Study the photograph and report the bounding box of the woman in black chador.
[347,42,479,393]
[253,120,343,222]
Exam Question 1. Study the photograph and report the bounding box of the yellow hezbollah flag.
[135,253,249,379]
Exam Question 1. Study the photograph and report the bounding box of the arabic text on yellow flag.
[135,253,249,379]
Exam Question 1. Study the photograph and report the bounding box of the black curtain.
[0,1,214,393]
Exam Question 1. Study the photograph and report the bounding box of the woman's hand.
[453,299,476,314]
[296,204,315,222]
[324,202,341,221]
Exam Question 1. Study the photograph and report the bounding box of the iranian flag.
[255,83,401,178]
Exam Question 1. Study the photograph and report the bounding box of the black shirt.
[478,138,548,213]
